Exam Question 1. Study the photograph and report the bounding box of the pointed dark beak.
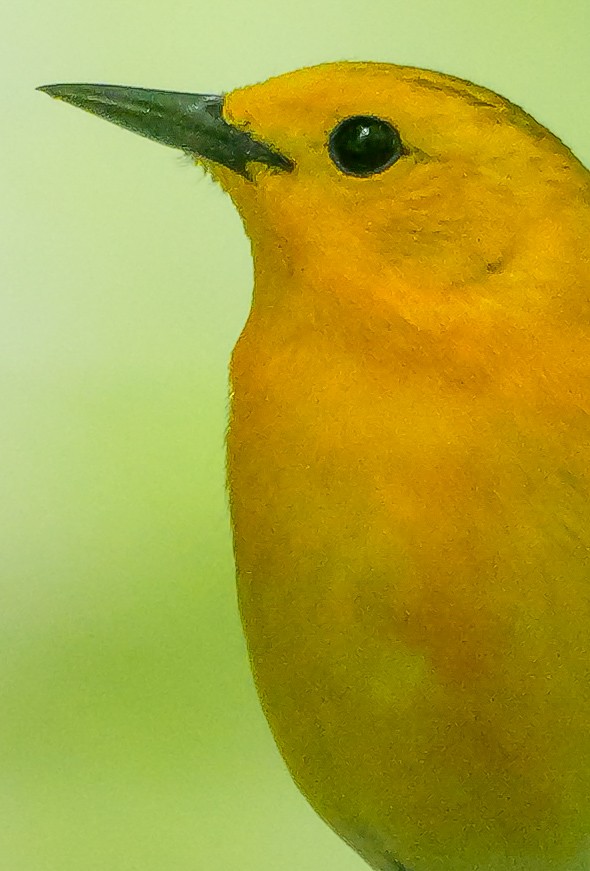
[37,83,293,178]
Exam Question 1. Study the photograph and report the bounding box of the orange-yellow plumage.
[40,59,590,871]
[214,63,590,871]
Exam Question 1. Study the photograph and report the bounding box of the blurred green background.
[2,1,590,869]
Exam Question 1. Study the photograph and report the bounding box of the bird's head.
[40,62,590,341]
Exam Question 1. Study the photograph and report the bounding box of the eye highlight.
[328,115,404,177]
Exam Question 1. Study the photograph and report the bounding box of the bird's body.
[222,64,590,871]
[41,62,590,871]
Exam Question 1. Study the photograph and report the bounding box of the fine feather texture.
[212,62,590,871]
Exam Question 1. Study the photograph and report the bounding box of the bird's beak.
[37,83,293,179]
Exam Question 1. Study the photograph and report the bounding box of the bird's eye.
[328,115,404,177]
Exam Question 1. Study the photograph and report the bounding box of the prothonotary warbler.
[39,62,590,871]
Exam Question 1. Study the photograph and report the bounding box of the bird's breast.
[226,318,590,871]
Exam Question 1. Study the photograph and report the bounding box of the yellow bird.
[39,62,590,871]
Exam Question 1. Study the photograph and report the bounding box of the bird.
[39,62,590,871]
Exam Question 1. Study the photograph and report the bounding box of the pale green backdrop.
[2,1,590,869]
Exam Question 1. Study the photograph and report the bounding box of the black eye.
[328,115,404,177]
